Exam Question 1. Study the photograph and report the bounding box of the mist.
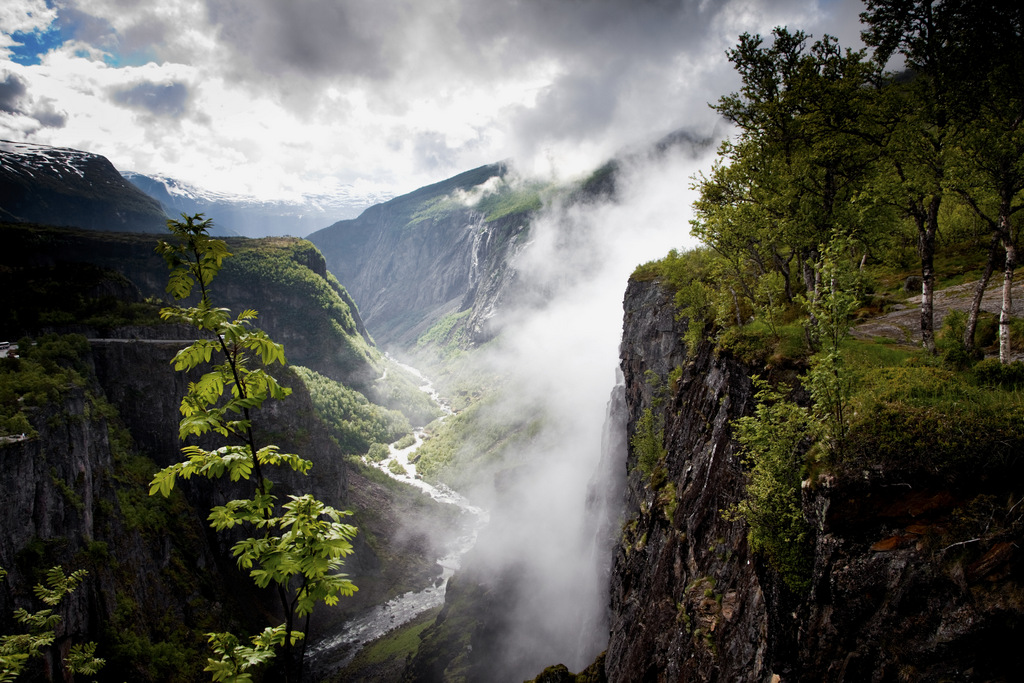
[454,135,715,677]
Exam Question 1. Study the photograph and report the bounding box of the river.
[304,358,489,677]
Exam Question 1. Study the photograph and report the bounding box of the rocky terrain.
[597,275,1024,682]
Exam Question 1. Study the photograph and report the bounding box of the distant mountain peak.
[122,171,393,238]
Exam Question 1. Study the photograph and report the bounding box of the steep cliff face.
[1,223,377,389]
[609,278,1024,682]
[609,278,767,682]
[0,377,250,681]
[0,330,462,680]
[308,164,527,349]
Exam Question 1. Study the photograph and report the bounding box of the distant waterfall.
[575,369,627,662]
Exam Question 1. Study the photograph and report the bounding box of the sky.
[1,0,867,201]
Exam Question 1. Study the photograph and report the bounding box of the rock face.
[607,277,1024,682]
[308,164,528,349]
[608,278,766,682]
[0,224,465,680]
[0,223,377,389]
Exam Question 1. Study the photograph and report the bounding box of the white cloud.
[1,0,870,198]
[0,0,57,57]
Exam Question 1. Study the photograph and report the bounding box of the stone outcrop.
[309,164,527,349]
[606,277,1024,682]
[608,278,766,682]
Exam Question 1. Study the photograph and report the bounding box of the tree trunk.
[1000,234,1017,364]
[963,232,1003,354]
[918,197,940,354]
[772,249,795,303]
[801,249,817,295]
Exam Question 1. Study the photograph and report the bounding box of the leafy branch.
[149,214,357,682]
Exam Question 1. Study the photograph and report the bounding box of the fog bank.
[461,136,713,677]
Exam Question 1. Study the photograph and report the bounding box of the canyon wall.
[604,277,1024,682]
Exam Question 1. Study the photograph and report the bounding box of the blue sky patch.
[9,24,67,66]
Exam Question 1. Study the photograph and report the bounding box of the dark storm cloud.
[207,0,401,82]
[196,0,825,170]
[0,72,29,113]
[204,0,745,86]
[0,71,66,128]
[111,81,190,118]
[509,66,621,142]
[56,7,118,50]
[32,99,68,128]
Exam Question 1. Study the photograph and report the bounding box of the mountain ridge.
[0,140,168,233]
[123,170,392,238]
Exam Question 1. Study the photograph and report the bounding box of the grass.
[411,397,544,490]
[416,309,473,359]
[830,335,1024,482]
[345,606,441,672]
[717,321,810,369]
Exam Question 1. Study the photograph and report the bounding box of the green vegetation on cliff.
[0,335,89,438]
[410,397,544,489]
[632,3,1024,592]
[0,222,379,390]
[293,365,411,454]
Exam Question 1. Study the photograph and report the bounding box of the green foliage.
[387,460,408,476]
[408,176,547,227]
[408,196,462,226]
[393,433,417,449]
[226,241,361,338]
[204,626,295,683]
[366,443,390,462]
[633,248,726,350]
[936,310,978,369]
[631,408,666,479]
[728,381,814,592]
[0,566,105,681]
[411,398,543,488]
[292,365,410,454]
[717,321,808,368]
[971,358,1024,389]
[798,236,861,456]
[416,310,473,359]
[474,180,548,222]
[0,335,91,438]
[368,359,444,428]
[332,606,438,679]
[843,359,1024,477]
[149,215,357,682]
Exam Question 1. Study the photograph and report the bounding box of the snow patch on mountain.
[123,171,393,238]
[0,140,93,180]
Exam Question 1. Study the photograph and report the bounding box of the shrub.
[843,399,1024,480]
[975,313,999,348]
[366,443,390,462]
[728,381,814,592]
[971,358,1024,389]
[1011,317,1024,351]
[936,310,977,368]
[631,408,666,478]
